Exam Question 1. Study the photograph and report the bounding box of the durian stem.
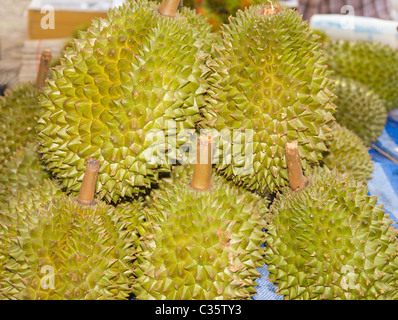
[158,0,180,17]
[190,136,212,191]
[285,141,308,192]
[77,158,101,206]
[35,50,52,89]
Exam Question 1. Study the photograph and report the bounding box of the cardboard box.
[27,0,113,39]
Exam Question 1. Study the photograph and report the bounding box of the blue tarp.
[253,117,398,300]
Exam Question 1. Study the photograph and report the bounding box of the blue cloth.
[368,118,398,229]
[253,117,398,300]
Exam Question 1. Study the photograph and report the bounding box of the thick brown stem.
[158,0,180,17]
[77,158,101,205]
[35,49,52,89]
[285,141,308,192]
[190,136,212,191]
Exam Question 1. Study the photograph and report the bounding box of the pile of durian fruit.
[0,0,397,300]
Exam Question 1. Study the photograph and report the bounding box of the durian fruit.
[0,179,63,300]
[0,160,136,300]
[37,0,212,203]
[324,40,398,111]
[312,29,330,44]
[333,77,387,146]
[0,142,50,201]
[202,2,336,195]
[50,24,91,68]
[322,123,373,182]
[0,50,52,166]
[0,83,40,166]
[264,143,398,300]
[153,0,269,30]
[133,137,269,299]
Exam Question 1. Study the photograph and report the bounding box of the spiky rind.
[0,142,50,201]
[324,40,398,111]
[0,83,41,166]
[323,123,373,181]
[265,167,398,300]
[333,77,387,146]
[133,169,269,300]
[0,179,63,300]
[1,195,136,300]
[202,3,336,195]
[37,0,211,203]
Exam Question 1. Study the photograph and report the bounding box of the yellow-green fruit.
[37,0,211,203]
[265,167,398,300]
[202,3,336,195]
[333,77,387,146]
[323,123,373,181]
[324,40,398,111]
[312,29,330,44]
[1,195,136,300]
[0,179,63,299]
[115,199,146,242]
[133,168,269,299]
[0,142,50,201]
[0,83,41,166]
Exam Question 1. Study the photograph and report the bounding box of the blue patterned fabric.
[253,116,398,300]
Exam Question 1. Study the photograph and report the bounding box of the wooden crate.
[27,0,112,40]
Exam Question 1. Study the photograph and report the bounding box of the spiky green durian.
[133,166,269,300]
[1,194,136,300]
[323,123,373,181]
[202,3,336,195]
[0,179,63,300]
[0,142,50,201]
[115,199,146,241]
[333,77,387,146]
[37,0,211,203]
[312,29,330,44]
[0,83,41,166]
[265,166,398,300]
[324,40,398,112]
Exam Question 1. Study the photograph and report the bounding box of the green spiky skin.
[37,0,211,204]
[312,29,330,44]
[0,83,41,166]
[323,123,373,181]
[333,77,387,146]
[115,199,146,242]
[324,40,398,111]
[1,195,136,300]
[0,142,50,201]
[0,179,63,300]
[265,167,398,300]
[133,170,269,300]
[202,3,336,195]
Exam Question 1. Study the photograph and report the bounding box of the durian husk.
[201,3,336,195]
[0,142,51,201]
[265,166,398,300]
[324,40,398,111]
[1,193,136,300]
[37,0,212,203]
[333,76,387,146]
[0,82,41,166]
[133,165,269,300]
[323,123,374,182]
